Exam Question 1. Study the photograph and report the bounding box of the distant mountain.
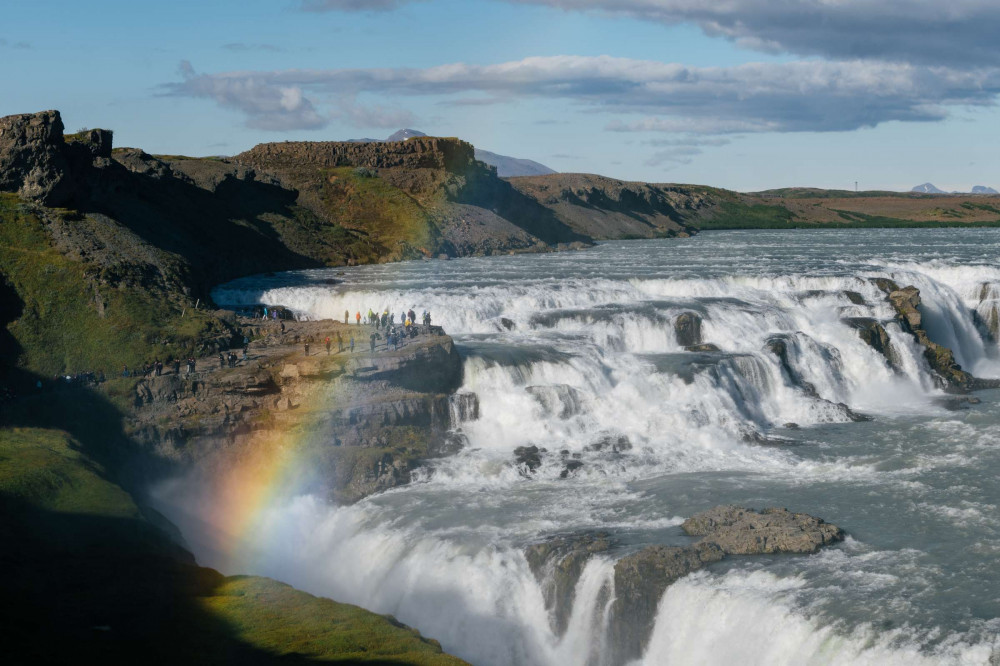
[386,128,427,142]
[972,185,999,195]
[474,149,556,178]
[912,183,945,194]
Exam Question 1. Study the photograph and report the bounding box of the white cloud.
[506,0,1000,66]
[164,56,1000,135]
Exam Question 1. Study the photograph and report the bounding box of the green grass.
[318,167,436,260]
[0,427,138,517]
[204,576,469,664]
[0,425,468,664]
[697,201,797,229]
[0,194,230,376]
[693,198,1000,230]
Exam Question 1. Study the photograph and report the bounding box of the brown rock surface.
[681,505,845,555]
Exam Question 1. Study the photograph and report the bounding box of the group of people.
[347,307,432,332]
[122,357,197,378]
[220,349,246,368]
[249,305,292,322]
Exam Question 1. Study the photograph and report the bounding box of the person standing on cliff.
[356,311,361,325]
[337,331,343,353]
[218,353,225,369]
[325,336,331,355]
[369,332,377,354]
[350,335,355,353]
[304,341,310,356]
[344,309,349,324]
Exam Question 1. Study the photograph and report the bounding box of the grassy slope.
[693,190,1000,230]
[319,167,437,259]
[0,193,229,376]
[0,425,468,664]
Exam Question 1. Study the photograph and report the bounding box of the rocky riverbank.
[124,317,465,503]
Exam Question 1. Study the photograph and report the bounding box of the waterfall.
[194,233,1000,666]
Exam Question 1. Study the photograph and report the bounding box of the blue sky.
[3,0,999,191]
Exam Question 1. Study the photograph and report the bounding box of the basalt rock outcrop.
[844,317,898,369]
[235,136,590,257]
[524,505,844,664]
[884,285,999,391]
[525,532,614,636]
[126,319,467,504]
[681,505,845,555]
[674,311,703,347]
[507,173,702,239]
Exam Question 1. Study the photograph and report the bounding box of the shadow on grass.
[0,369,458,665]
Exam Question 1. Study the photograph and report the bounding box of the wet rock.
[844,290,866,305]
[429,430,467,457]
[499,317,516,331]
[525,533,614,636]
[681,505,845,555]
[449,392,480,424]
[684,343,720,352]
[783,422,800,429]
[886,286,976,391]
[514,445,542,474]
[741,428,799,447]
[870,277,901,295]
[606,504,844,662]
[936,395,983,411]
[586,434,632,453]
[838,402,874,422]
[765,336,818,397]
[888,286,923,331]
[559,460,584,478]
[526,384,582,418]
[674,312,703,347]
[844,317,898,370]
[610,542,725,663]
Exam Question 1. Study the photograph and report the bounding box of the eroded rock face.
[886,286,975,391]
[0,110,73,205]
[674,311,703,347]
[610,542,725,663]
[525,533,614,636]
[681,505,845,555]
[889,286,923,331]
[844,317,898,369]
[606,505,843,662]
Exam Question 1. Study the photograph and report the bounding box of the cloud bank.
[166,55,1000,133]
[300,0,1000,67]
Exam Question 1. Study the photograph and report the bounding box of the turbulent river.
[185,230,1000,664]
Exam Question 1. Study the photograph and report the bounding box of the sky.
[3,0,999,192]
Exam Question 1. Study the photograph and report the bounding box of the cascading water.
[159,229,1000,665]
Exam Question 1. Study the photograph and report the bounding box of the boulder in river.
[681,505,845,555]
[513,445,543,474]
[674,312,703,347]
[844,290,866,305]
[685,343,720,352]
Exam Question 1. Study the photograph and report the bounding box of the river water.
[182,230,1000,664]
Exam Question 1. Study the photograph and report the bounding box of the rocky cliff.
[507,173,711,239]
[126,319,465,504]
[234,136,590,258]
